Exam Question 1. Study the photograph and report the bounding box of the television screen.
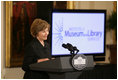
[51,9,106,57]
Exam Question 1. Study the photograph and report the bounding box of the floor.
[3,67,24,79]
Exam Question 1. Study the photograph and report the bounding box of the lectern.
[30,56,94,79]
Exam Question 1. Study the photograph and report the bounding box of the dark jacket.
[22,38,51,79]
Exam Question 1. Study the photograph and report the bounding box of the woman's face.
[37,28,49,41]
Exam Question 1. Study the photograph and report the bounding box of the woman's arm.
[37,58,49,63]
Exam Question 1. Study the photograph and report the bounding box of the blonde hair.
[30,19,50,37]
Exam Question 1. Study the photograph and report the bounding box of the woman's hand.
[51,58,55,59]
[37,58,49,63]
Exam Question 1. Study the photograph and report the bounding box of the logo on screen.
[53,18,64,45]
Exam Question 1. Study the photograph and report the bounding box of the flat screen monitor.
[51,9,106,60]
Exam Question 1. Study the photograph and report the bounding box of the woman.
[22,19,52,79]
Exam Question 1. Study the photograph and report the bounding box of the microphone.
[62,43,68,48]
[62,43,79,54]
[73,46,79,51]
[67,43,74,51]
[73,46,79,54]
[62,43,74,51]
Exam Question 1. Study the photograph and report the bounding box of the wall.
[1,1,6,78]
[1,1,114,79]
[74,1,113,15]
[74,1,114,63]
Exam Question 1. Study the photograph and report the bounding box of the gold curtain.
[67,1,74,9]
[5,1,13,67]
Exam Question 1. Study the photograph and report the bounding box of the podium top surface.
[30,57,75,72]
[30,56,94,72]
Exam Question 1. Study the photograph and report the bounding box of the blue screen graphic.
[51,12,105,56]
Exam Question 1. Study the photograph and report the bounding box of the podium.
[30,56,94,79]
